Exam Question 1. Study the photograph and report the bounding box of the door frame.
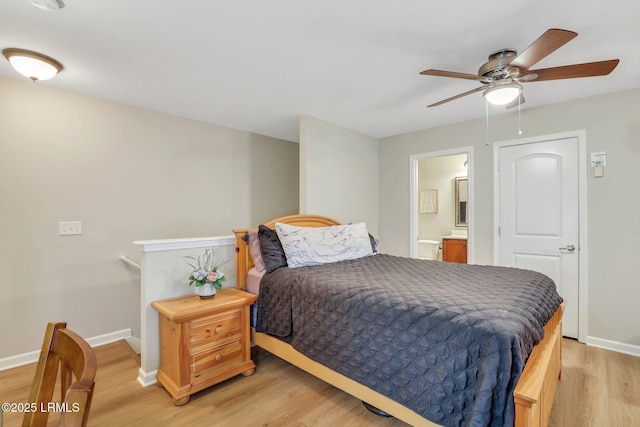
[493,129,588,342]
[409,146,474,263]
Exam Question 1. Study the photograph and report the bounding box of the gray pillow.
[258,225,288,273]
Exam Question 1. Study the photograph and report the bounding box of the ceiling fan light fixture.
[2,48,63,81]
[483,81,522,105]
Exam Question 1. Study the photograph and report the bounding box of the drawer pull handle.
[214,326,222,334]
[215,354,222,362]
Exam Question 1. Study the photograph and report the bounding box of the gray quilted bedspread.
[256,254,563,427]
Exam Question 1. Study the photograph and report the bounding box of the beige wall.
[2,73,637,360]
[300,115,379,236]
[0,76,299,359]
[379,87,640,348]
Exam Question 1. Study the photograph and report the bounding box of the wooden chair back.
[23,322,97,427]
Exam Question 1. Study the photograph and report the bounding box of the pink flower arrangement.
[185,248,227,290]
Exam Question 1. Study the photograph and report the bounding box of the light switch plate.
[591,151,607,167]
[59,221,82,235]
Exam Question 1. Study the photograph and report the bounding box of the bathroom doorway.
[409,147,473,263]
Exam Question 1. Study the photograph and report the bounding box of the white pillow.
[275,222,373,268]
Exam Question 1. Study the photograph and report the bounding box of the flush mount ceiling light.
[28,0,65,11]
[2,48,63,82]
[483,79,522,106]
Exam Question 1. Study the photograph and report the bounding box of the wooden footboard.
[234,215,565,427]
[514,301,566,427]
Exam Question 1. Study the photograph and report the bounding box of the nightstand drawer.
[191,310,241,348]
[191,340,243,378]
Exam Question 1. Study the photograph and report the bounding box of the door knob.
[559,244,576,252]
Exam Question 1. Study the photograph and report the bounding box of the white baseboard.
[85,328,132,349]
[0,349,42,372]
[0,328,133,372]
[586,336,640,357]
[125,336,142,354]
[137,367,157,387]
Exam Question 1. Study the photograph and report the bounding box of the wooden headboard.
[232,214,340,291]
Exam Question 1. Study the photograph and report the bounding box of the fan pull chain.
[518,96,523,135]
[485,101,490,145]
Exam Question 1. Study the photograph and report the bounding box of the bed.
[233,214,565,427]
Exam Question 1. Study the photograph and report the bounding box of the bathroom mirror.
[455,177,467,227]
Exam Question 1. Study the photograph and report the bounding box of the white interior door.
[497,137,580,338]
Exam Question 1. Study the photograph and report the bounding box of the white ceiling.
[1,0,638,142]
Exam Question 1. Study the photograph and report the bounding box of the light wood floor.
[1,339,638,426]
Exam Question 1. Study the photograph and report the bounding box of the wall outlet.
[59,221,82,235]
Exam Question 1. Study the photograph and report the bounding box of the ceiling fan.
[420,28,619,108]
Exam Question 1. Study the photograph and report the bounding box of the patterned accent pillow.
[258,225,288,273]
[242,231,266,273]
[275,222,374,268]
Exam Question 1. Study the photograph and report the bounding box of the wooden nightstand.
[151,288,258,405]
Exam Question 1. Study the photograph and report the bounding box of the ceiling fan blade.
[428,86,486,108]
[510,29,578,70]
[523,59,620,81]
[505,93,526,109]
[420,69,491,82]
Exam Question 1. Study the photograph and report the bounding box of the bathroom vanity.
[442,236,467,264]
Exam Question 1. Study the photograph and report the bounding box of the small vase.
[198,283,216,299]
